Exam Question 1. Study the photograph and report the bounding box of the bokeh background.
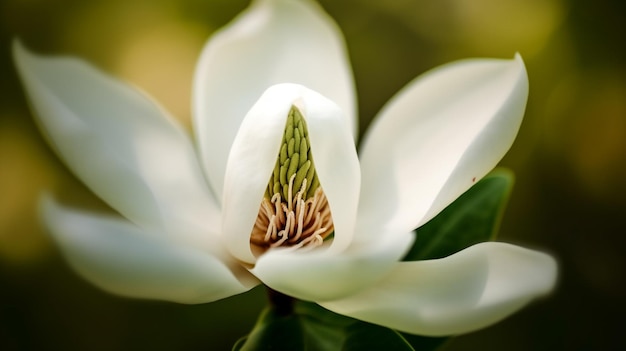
[1,0,624,349]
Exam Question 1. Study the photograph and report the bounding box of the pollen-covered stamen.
[250,106,334,254]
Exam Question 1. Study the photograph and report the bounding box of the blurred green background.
[1,0,624,349]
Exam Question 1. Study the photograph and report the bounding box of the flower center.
[250,106,334,254]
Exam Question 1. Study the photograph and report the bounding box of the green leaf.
[234,301,415,351]
[398,170,514,349]
[403,168,515,261]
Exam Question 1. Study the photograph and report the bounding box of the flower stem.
[266,287,295,316]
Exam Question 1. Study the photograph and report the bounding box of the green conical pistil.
[299,138,308,167]
[293,160,311,194]
[265,106,320,200]
[294,128,301,153]
[280,144,287,164]
[287,138,295,156]
[306,175,320,200]
[279,160,288,187]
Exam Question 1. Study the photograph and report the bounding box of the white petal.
[358,55,528,235]
[221,84,360,264]
[42,196,258,304]
[13,41,221,251]
[193,0,356,198]
[253,230,414,302]
[321,242,557,336]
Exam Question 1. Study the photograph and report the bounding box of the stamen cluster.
[250,106,333,253]
[251,174,333,250]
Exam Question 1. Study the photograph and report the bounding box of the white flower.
[13,0,556,336]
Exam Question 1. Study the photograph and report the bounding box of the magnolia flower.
[14,0,556,336]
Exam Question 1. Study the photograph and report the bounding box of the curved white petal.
[221,84,360,264]
[253,230,414,302]
[42,196,258,304]
[358,55,528,235]
[13,41,221,252]
[193,0,356,198]
[321,242,557,336]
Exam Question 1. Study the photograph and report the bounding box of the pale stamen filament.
[292,227,326,250]
[291,199,306,242]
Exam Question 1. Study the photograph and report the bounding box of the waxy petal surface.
[358,55,528,236]
[321,242,557,336]
[42,196,257,304]
[13,42,221,252]
[193,0,356,198]
[253,231,414,302]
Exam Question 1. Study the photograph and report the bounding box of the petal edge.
[321,242,557,336]
[358,55,528,235]
[13,41,222,251]
[42,195,257,304]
